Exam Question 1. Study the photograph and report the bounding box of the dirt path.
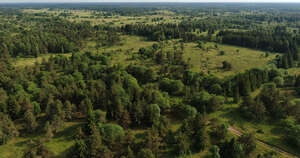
[228,126,298,158]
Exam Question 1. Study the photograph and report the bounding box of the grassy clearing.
[13,37,279,79]
[13,53,72,67]
[207,103,298,158]
[0,121,83,158]
[84,35,156,66]
[287,67,300,76]
[160,41,278,78]
[182,42,277,78]
[12,35,155,67]
[22,9,181,26]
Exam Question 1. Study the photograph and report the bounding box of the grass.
[12,35,155,68]
[0,121,83,158]
[13,53,72,67]
[22,9,181,26]
[180,42,278,78]
[287,67,300,76]
[207,102,298,158]
[83,35,156,67]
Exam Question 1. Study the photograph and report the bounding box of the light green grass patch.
[181,42,278,78]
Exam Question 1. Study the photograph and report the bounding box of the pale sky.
[0,0,300,3]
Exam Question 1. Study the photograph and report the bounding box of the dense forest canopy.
[0,3,299,158]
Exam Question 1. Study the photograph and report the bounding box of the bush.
[273,76,284,87]
[222,61,232,70]
[99,123,125,145]
[174,104,197,119]
[219,50,225,55]
[211,83,223,95]
[137,149,155,158]
[94,110,106,123]
[159,78,184,95]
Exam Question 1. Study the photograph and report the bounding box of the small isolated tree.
[44,121,53,141]
[238,133,256,156]
[273,76,284,87]
[137,149,155,158]
[219,138,244,158]
[197,41,204,49]
[215,44,219,49]
[93,109,106,123]
[211,83,223,95]
[145,104,161,126]
[222,61,232,71]
[209,145,221,158]
[32,102,41,116]
[64,100,74,120]
[210,123,229,143]
[219,50,225,56]
[24,110,38,133]
[174,132,191,156]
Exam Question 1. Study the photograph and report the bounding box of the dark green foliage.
[93,110,106,124]
[239,96,266,121]
[257,151,278,158]
[145,104,161,126]
[280,118,300,149]
[273,76,284,87]
[0,113,18,145]
[238,133,256,156]
[209,145,221,158]
[179,114,209,153]
[44,121,53,141]
[23,141,53,158]
[137,149,155,158]
[1,5,300,157]
[190,91,212,113]
[190,91,224,113]
[127,65,157,84]
[173,131,191,155]
[210,123,229,144]
[222,61,232,71]
[219,138,244,158]
[159,78,184,95]
[173,104,197,120]
[99,123,125,145]
[24,110,38,133]
[258,83,286,118]
[211,83,223,95]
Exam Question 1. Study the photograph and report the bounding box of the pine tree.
[24,110,38,133]
[64,100,73,120]
[44,121,53,141]
[88,125,103,158]
[210,145,221,158]
[233,86,240,104]
[127,146,135,158]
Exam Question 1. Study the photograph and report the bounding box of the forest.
[0,2,300,158]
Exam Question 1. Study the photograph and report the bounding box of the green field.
[0,121,83,158]
[1,4,300,158]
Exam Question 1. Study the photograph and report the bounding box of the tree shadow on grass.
[15,140,31,147]
[52,146,73,158]
[53,123,83,140]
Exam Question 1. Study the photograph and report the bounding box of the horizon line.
[1,2,300,3]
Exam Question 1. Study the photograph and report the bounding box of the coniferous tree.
[24,110,38,133]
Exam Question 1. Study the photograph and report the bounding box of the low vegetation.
[0,3,299,158]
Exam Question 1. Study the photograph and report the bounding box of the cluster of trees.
[0,14,122,57]
[121,22,218,42]
[0,31,76,57]
[0,48,265,157]
[1,4,300,157]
